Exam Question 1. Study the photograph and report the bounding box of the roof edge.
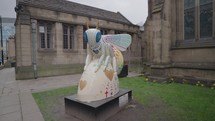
[17,1,137,26]
[116,12,133,25]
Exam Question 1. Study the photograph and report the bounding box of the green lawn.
[32,76,215,121]
[32,86,78,121]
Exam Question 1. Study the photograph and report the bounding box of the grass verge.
[32,86,77,121]
[33,76,215,121]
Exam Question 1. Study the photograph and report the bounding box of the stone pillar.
[76,25,83,52]
[145,0,171,64]
[15,24,22,67]
[152,20,162,64]
[76,25,85,63]
[15,5,34,79]
[55,22,63,52]
[160,0,171,64]
[20,25,32,66]
[15,8,32,66]
[161,19,171,64]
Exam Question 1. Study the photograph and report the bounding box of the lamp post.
[0,16,4,65]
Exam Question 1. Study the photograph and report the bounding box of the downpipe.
[31,20,37,79]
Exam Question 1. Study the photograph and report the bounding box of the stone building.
[0,17,15,64]
[6,36,15,61]
[144,0,215,81]
[15,0,140,79]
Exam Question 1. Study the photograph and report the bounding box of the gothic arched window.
[184,0,213,40]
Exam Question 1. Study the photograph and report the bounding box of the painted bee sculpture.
[83,28,131,74]
[77,25,131,102]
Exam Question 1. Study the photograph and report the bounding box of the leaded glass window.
[39,22,53,49]
[183,0,213,41]
[63,25,75,49]
[47,24,52,48]
[70,27,74,49]
[184,0,195,40]
[40,33,45,48]
[63,25,68,49]
[200,0,213,38]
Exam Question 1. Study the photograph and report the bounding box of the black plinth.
[118,65,128,77]
[65,89,132,121]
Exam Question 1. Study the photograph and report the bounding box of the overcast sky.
[0,0,148,25]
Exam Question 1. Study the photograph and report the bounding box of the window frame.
[199,0,213,39]
[63,24,75,50]
[38,21,54,49]
[174,0,215,48]
[100,28,109,35]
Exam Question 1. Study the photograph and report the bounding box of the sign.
[119,93,128,107]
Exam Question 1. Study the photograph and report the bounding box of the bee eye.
[83,32,88,43]
[96,32,101,43]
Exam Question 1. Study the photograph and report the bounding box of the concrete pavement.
[0,68,140,121]
[18,74,81,93]
[0,68,81,121]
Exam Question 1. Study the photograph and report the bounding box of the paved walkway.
[0,68,140,121]
[0,68,81,121]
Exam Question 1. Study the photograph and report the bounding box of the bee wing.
[102,34,132,51]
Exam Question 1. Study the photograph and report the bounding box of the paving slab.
[0,111,22,121]
[18,74,81,93]
[0,95,20,108]
[0,104,21,116]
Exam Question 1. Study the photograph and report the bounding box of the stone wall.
[144,0,215,81]
[15,5,140,79]
[171,48,215,63]
[15,24,32,66]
